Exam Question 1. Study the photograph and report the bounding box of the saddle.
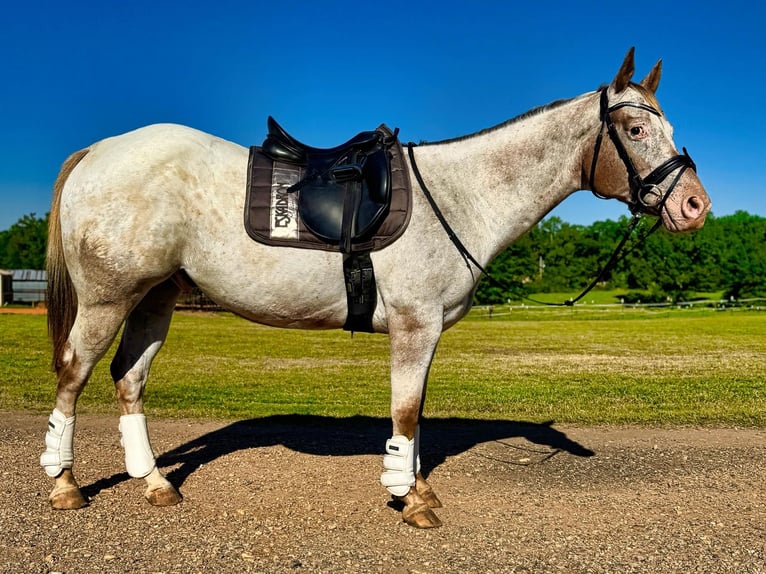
[246,117,411,333]
[261,116,395,254]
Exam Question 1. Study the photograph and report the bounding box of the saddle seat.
[260,116,395,253]
[262,116,382,166]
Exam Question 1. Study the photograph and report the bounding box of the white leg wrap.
[381,435,416,497]
[40,409,76,478]
[414,425,422,475]
[119,414,156,478]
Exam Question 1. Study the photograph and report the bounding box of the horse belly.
[185,244,351,329]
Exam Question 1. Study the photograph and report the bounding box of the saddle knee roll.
[381,435,417,497]
[119,414,156,478]
[40,409,76,478]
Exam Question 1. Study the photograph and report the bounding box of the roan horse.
[41,48,709,528]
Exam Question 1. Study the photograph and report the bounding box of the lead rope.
[406,142,660,307]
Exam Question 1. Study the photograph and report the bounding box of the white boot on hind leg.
[40,409,75,478]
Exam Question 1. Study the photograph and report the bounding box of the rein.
[406,87,695,307]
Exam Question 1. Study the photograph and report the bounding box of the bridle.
[407,86,700,306]
[589,87,696,215]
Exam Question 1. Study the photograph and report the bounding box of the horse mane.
[419,95,578,146]
[419,81,662,147]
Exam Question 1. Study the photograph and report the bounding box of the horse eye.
[630,126,643,136]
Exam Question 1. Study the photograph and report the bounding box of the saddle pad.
[244,127,411,253]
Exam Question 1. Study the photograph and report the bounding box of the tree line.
[1,211,764,303]
[476,211,766,304]
[0,213,48,270]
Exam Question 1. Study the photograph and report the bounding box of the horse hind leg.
[44,303,130,509]
[110,279,182,507]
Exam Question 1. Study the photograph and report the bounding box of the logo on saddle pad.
[270,165,301,240]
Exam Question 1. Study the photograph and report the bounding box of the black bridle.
[589,87,696,215]
[408,86,699,306]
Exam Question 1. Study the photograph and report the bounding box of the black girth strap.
[343,251,377,332]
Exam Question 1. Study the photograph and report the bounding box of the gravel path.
[1,412,764,573]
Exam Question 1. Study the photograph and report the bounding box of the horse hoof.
[145,484,182,507]
[402,502,442,528]
[417,485,443,509]
[49,485,88,510]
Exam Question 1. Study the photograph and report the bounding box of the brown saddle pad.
[244,130,412,253]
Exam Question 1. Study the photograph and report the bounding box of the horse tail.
[47,148,89,371]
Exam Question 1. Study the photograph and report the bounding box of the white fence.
[470,298,766,318]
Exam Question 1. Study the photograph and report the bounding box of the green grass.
[1,309,764,425]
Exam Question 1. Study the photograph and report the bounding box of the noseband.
[589,88,696,215]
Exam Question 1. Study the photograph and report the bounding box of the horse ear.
[639,59,662,93]
[611,47,635,93]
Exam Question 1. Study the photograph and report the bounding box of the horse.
[40,48,709,528]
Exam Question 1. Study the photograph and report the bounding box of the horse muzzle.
[658,169,711,232]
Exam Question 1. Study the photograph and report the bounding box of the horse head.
[584,48,710,232]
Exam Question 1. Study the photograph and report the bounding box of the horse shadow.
[81,415,594,499]
[159,416,593,488]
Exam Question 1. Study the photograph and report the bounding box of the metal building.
[9,269,47,304]
[0,269,12,305]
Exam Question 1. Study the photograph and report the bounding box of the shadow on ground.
[82,415,593,498]
[161,416,592,487]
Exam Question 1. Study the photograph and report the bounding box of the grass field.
[1,309,763,425]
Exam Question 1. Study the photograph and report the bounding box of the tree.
[0,213,48,269]
[716,211,766,299]
[472,211,766,304]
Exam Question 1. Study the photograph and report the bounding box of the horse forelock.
[628,82,663,115]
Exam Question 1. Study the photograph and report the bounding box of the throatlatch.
[40,409,76,478]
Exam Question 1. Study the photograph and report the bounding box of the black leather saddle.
[261,116,395,253]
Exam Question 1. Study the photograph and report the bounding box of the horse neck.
[411,92,598,266]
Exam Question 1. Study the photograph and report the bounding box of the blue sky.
[1,0,763,231]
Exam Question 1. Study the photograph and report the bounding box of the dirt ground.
[1,412,764,574]
[0,307,47,315]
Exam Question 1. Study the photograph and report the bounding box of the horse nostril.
[683,195,705,219]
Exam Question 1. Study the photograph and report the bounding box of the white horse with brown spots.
[41,49,709,528]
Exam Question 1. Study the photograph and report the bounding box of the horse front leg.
[110,280,182,507]
[383,310,443,528]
